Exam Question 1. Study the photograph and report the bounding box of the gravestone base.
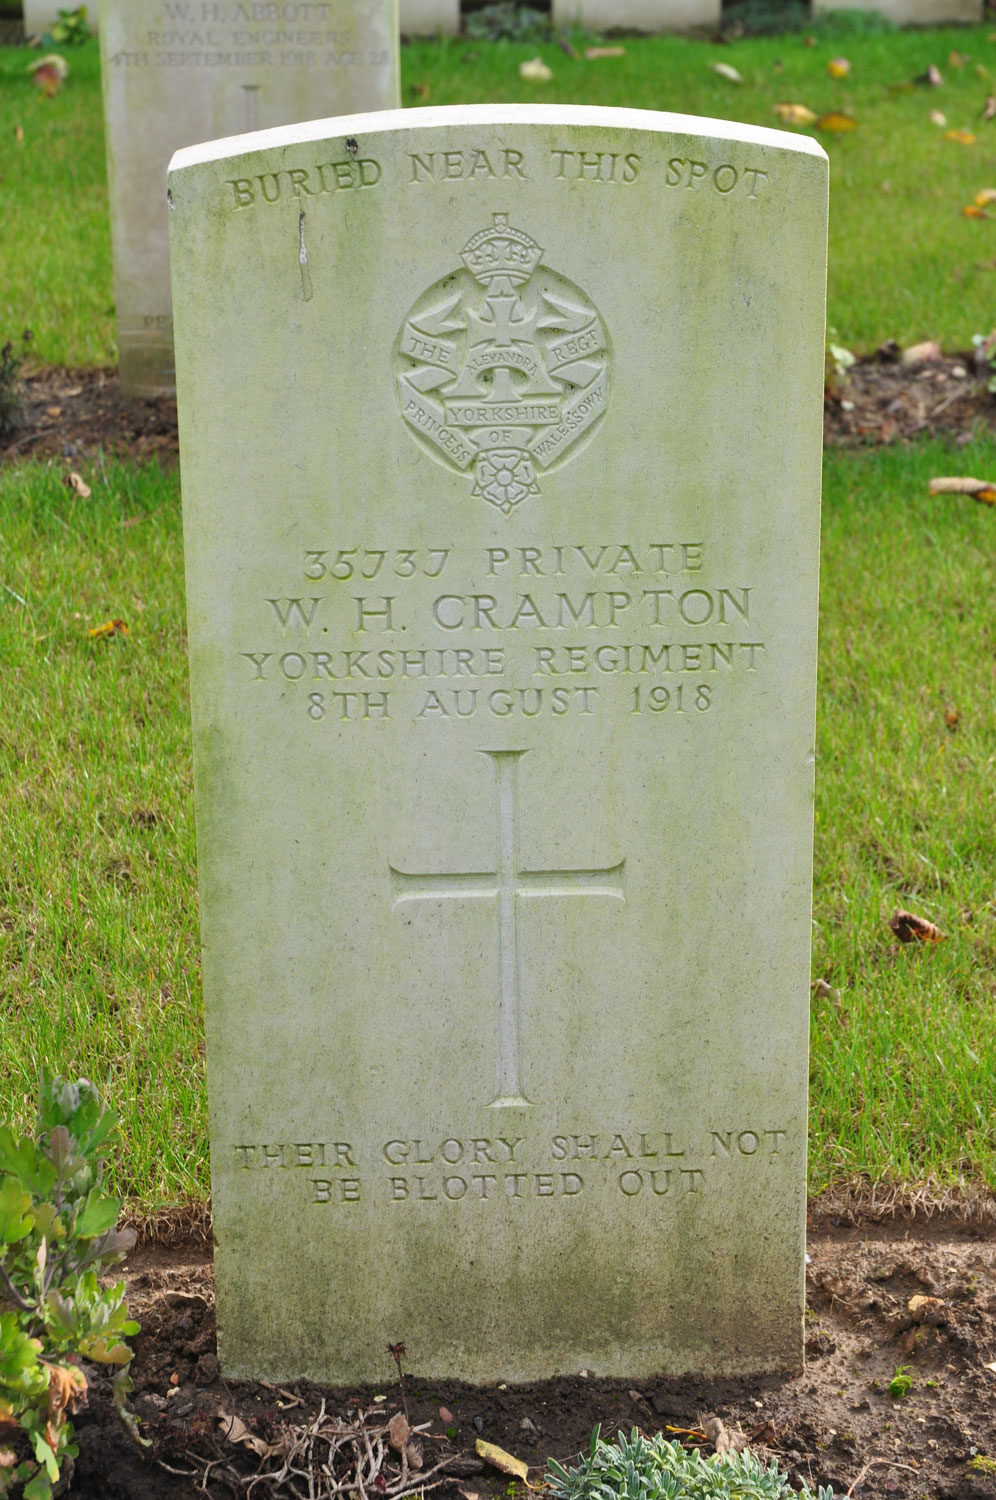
[400,0,460,33]
[551,0,721,30]
[811,0,980,20]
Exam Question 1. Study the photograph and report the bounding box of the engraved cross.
[390,750,624,1107]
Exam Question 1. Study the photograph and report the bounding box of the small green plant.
[41,7,90,45]
[968,1457,996,1476]
[0,1074,139,1500]
[464,3,551,41]
[0,332,31,443]
[888,1365,913,1399]
[548,1426,835,1500]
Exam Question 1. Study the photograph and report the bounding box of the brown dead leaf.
[14,124,24,143]
[827,56,851,78]
[944,706,960,730]
[982,95,996,121]
[408,82,429,101]
[45,1362,86,1448]
[218,1410,277,1458]
[773,102,817,125]
[45,406,62,417]
[889,909,947,945]
[946,128,976,143]
[475,1439,528,1480]
[388,1412,411,1452]
[64,471,91,498]
[975,187,996,204]
[457,1489,480,1500]
[949,50,968,67]
[816,111,858,131]
[702,1415,748,1455]
[406,1434,425,1470]
[811,978,841,1003]
[558,36,579,58]
[586,45,625,58]
[802,34,817,45]
[748,1419,778,1445]
[909,1295,945,1323]
[963,203,988,217]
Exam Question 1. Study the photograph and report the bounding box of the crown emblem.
[461,213,543,286]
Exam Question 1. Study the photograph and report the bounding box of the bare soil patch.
[57,1220,996,1500]
[5,354,996,471]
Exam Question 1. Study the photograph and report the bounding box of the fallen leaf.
[585,45,625,58]
[14,124,24,143]
[963,203,988,217]
[457,1490,480,1500]
[64,471,91,498]
[930,475,996,504]
[944,706,960,729]
[408,82,429,101]
[773,102,817,125]
[802,34,817,45]
[902,339,942,363]
[702,1416,749,1455]
[475,1439,528,1480]
[909,1295,945,1322]
[949,50,967,67]
[889,909,946,944]
[928,109,947,126]
[219,1410,275,1458]
[406,1434,425,1470]
[27,53,69,96]
[923,63,944,85]
[88,618,129,639]
[45,406,62,417]
[519,57,552,82]
[816,111,857,132]
[981,94,996,120]
[748,1419,778,1445]
[811,978,841,1002]
[388,1412,411,1452]
[946,128,976,143]
[558,37,579,58]
[709,61,742,83]
[827,56,851,78]
[984,1361,996,1373]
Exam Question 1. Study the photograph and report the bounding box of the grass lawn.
[1,21,995,1214]
[6,21,996,361]
[2,441,994,1211]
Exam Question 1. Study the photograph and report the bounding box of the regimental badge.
[395,213,610,516]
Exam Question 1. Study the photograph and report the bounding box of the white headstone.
[97,0,399,397]
[812,0,979,20]
[551,0,720,31]
[24,1,97,34]
[169,103,827,1385]
[400,0,459,33]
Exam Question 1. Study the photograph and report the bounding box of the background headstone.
[399,0,459,33]
[551,0,721,31]
[169,102,827,1385]
[24,1,98,34]
[98,0,399,397]
[811,0,980,20]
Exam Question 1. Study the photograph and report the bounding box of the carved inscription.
[236,539,768,723]
[108,1,390,71]
[230,1127,792,1205]
[225,143,773,209]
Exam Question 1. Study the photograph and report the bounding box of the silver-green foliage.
[547,1428,835,1500]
